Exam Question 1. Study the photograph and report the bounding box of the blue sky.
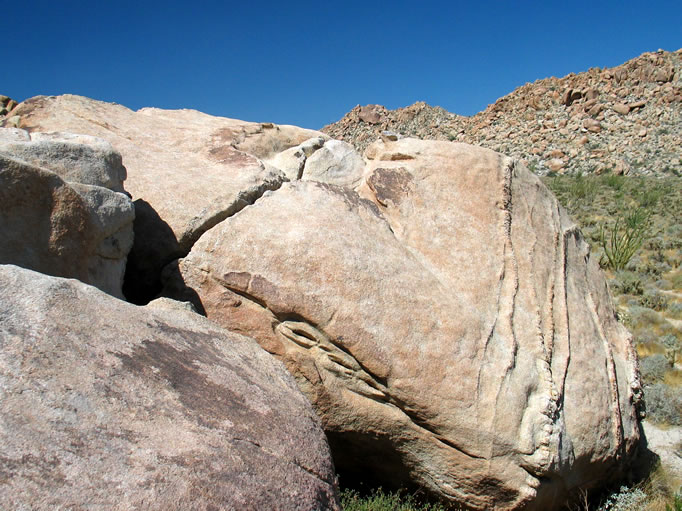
[5,1,681,129]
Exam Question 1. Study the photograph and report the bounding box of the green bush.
[667,490,682,511]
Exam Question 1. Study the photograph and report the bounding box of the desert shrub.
[613,272,644,296]
[639,291,670,311]
[669,302,682,319]
[662,334,680,367]
[639,354,669,384]
[673,271,682,289]
[597,485,648,510]
[637,260,666,277]
[599,209,651,271]
[603,174,625,190]
[569,173,597,202]
[637,186,664,209]
[627,306,665,328]
[644,383,682,425]
[340,488,448,511]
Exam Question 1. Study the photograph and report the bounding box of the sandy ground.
[643,420,682,487]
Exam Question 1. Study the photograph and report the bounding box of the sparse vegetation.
[340,488,449,511]
[644,383,682,425]
[599,210,650,271]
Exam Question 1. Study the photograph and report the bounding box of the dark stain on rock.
[0,454,65,486]
[367,167,413,207]
[313,181,383,218]
[113,333,264,430]
[208,145,259,167]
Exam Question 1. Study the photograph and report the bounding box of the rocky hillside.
[323,49,682,177]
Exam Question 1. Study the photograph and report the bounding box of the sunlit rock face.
[0,264,340,511]
[164,137,642,510]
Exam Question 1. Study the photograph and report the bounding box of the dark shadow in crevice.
[327,429,417,495]
[123,199,184,305]
[158,259,206,316]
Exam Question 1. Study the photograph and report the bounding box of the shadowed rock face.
[0,265,339,511]
[164,139,642,510]
[0,131,134,298]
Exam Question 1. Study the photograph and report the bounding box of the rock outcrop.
[0,264,339,510]
[3,94,332,302]
[323,49,682,177]
[1,91,645,509]
[0,129,134,297]
[162,138,643,509]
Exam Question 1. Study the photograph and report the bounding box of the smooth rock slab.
[0,265,339,511]
[164,140,642,510]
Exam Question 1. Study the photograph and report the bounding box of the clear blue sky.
[5,1,681,129]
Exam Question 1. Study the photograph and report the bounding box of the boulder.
[0,134,134,298]
[613,103,631,115]
[358,104,385,124]
[0,130,128,192]
[163,139,642,510]
[264,137,365,187]
[0,264,339,511]
[302,139,366,187]
[9,95,325,302]
[583,118,602,133]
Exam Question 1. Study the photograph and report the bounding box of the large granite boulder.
[163,139,642,510]
[6,95,326,302]
[0,130,134,297]
[0,264,339,510]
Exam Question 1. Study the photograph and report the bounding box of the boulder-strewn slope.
[323,49,682,176]
[163,138,643,510]
[0,264,339,511]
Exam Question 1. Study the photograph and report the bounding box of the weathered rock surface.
[163,139,642,509]
[0,264,339,510]
[324,49,682,176]
[0,129,128,192]
[264,137,365,187]
[0,131,134,297]
[4,94,325,302]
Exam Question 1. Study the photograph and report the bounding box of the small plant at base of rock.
[599,209,651,271]
[340,488,449,511]
[666,490,682,511]
[597,485,648,510]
